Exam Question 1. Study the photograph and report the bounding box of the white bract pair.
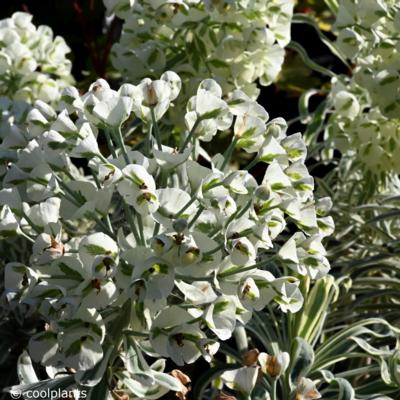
[1,71,331,399]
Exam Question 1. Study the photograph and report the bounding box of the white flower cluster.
[326,77,400,175]
[106,0,294,100]
[326,0,400,175]
[335,0,400,118]
[1,72,331,397]
[0,12,73,103]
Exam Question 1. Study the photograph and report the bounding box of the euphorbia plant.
[2,69,331,398]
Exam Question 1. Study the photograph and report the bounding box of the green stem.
[245,156,259,171]
[221,136,238,170]
[18,229,35,243]
[96,152,109,164]
[57,180,115,237]
[114,125,130,165]
[218,256,277,279]
[90,170,115,235]
[180,118,201,152]
[271,378,277,400]
[123,329,149,338]
[175,274,213,282]
[188,205,204,229]
[146,123,152,156]
[136,213,146,246]
[21,212,42,235]
[150,107,162,150]
[123,202,141,245]
[103,129,117,158]
[175,194,197,217]
[104,214,114,235]
[153,222,160,237]
[89,212,116,238]
[203,242,225,257]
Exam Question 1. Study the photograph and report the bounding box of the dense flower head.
[326,77,400,175]
[0,12,73,103]
[335,0,400,118]
[326,0,400,176]
[106,0,294,101]
[1,72,331,398]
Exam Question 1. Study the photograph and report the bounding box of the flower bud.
[118,83,136,98]
[266,123,282,138]
[89,78,111,101]
[173,218,188,233]
[255,185,270,201]
[142,80,168,107]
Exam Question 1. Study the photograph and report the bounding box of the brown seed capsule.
[259,352,290,379]
[170,369,191,385]
[266,355,281,377]
[112,390,129,400]
[242,348,260,367]
[215,391,237,400]
[170,369,191,400]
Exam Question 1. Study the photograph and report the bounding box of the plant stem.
[114,125,130,165]
[123,202,141,245]
[104,129,117,158]
[146,123,152,156]
[188,205,204,229]
[96,152,109,164]
[150,107,162,150]
[18,229,35,243]
[245,156,259,171]
[175,194,197,217]
[21,212,42,235]
[175,274,213,282]
[221,136,238,170]
[218,256,277,279]
[136,213,146,246]
[271,378,277,400]
[180,118,201,152]
[123,329,149,338]
[203,242,225,257]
